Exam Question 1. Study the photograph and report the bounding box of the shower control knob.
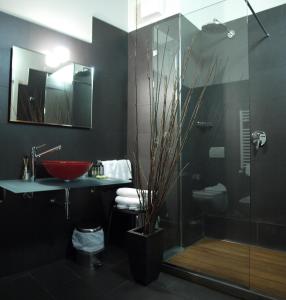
[252,130,267,150]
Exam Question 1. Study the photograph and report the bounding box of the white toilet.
[193,183,228,214]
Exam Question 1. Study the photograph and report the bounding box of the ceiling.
[129,0,286,32]
[0,0,128,43]
[0,0,285,42]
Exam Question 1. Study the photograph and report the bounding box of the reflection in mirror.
[10,46,93,128]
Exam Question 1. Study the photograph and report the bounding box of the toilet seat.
[192,183,228,214]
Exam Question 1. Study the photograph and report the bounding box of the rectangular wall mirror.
[10,46,93,128]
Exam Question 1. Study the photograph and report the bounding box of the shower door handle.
[252,130,267,150]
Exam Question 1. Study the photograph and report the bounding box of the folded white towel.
[115,196,141,206]
[116,187,148,198]
[102,159,132,180]
[116,159,132,180]
[102,160,115,178]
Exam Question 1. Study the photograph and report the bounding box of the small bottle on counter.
[91,164,97,177]
[97,160,104,176]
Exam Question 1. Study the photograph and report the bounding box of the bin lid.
[76,221,102,232]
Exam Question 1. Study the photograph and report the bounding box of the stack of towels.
[115,188,147,211]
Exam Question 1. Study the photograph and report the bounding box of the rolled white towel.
[116,187,148,198]
[117,204,129,210]
[115,196,141,206]
[127,205,140,211]
[116,188,137,197]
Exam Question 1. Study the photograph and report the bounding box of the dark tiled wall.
[200,4,286,251]
[182,80,250,246]
[249,4,286,250]
[127,16,181,250]
[180,14,250,246]
[0,12,127,179]
[128,5,286,253]
[183,18,249,88]
[0,12,127,276]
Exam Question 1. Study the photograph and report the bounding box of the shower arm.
[244,0,270,38]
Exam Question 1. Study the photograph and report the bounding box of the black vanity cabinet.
[0,180,131,278]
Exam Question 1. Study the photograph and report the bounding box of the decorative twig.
[130,22,217,235]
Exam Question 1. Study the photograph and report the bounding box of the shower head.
[202,18,235,39]
[213,18,235,38]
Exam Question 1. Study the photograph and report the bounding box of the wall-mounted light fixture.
[44,46,70,68]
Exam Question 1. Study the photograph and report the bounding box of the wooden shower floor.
[167,238,286,299]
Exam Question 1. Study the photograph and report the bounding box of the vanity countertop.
[0,177,132,194]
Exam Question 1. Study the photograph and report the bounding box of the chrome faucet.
[31,144,62,181]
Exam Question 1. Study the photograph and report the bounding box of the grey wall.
[182,80,251,245]
[127,3,286,253]
[127,13,252,249]
[199,4,286,250]
[180,14,251,246]
[249,4,286,250]
[127,16,181,250]
[183,17,249,89]
[0,11,127,276]
[0,12,127,179]
[183,4,286,251]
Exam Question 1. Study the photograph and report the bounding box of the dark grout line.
[102,279,133,297]
[28,272,58,300]
[0,271,30,284]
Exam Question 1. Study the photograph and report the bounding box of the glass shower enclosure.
[152,1,286,299]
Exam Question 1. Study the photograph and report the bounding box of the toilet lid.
[193,190,224,199]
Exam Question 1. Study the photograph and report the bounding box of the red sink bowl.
[42,160,93,180]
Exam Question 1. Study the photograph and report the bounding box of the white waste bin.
[72,225,104,268]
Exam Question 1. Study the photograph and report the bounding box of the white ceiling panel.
[0,0,128,43]
[0,0,286,41]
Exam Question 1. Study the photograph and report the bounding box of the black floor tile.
[109,259,132,279]
[0,274,54,300]
[64,259,110,278]
[31,260,80,291]
[99,245,128,267]
[105,273,238,300]
[64,258,130,296]
[77,264,129,295]
[104,280,187,300]
[0,246,241,300]
[152,273,238,300]
[0,271,30,285]
[49,279,107,300]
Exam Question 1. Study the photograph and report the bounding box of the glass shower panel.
[165,0,251,288]
[249,2,286,299]
[151,16,181,253]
